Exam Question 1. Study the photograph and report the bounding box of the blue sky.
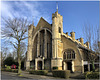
[1,1,99,52]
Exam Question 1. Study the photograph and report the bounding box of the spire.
[32,16,34,25]
[56,2,58,12]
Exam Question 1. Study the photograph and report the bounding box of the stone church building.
[25,9,92,73]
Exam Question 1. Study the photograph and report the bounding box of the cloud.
[1,2,14,18]
[1,1,51,51]
[1,1,51,26]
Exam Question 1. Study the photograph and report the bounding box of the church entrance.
[84,65,88,72]
[37,61,42,70]
[63,61,73,72]
[67,62,72,72]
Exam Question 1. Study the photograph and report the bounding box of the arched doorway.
[37,61,42,70]
[63,49,75,72]
[67,62,72,71]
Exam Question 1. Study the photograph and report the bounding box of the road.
[1,72,32,80]
[1,71,57,80]
[1,71,84,80]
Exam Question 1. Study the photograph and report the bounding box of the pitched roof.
[36,17,51,28]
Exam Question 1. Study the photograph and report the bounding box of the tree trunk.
[17,41,21,75]
[18,57,21,74]
[91,61,95,72]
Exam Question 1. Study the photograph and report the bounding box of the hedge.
[52,67,58,70]
[1,68,18,73]
[29,70,48,75]
[84,71,99,79]
[95,68,99,72]
[52,70,70,79]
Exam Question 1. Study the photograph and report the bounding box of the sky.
[1,1,99,52]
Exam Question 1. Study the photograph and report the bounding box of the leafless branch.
[2,17,30,74]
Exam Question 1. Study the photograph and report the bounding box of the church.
[25,7,93,73]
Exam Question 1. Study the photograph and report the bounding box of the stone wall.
[61,35,83,72]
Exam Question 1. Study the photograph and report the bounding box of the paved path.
[1,71,31,80]
[1,71,59,79]
[70,72,85,79]
[1,71,85,80]
[21,71,57,79]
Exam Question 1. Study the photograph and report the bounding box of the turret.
[51,6,63,70]
[52,11,63,39]
[26,24,35,70]
[66,32,68,35]
[28,24,35,61]
[28,24,35,32]
[86,42,89,49]
[80,37,84,45]
[70,31,75,40]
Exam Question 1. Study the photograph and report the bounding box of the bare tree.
[87,51,98,71]
[7,52,13,57]
[14,43,27,61]
[1,47,8,59]
[2,18,30,75]
[83,23,99,51]
[1,47,8,67]
[83,23,99,71]
[12,49,17,60]
[20,43,27,61]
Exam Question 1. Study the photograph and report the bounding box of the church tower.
[51,4,63,70]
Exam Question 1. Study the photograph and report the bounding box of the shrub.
[44,66,50,70]
[6,66,11,69]
[95,68,99,72]
[84,71,99,79]
[84,71,91,78]
[11,69,18,73]
[30,66,34,69]
[52,70,70,79]
[52,67,58,70]
[7,69,12,72]
[1,68,18,73]
[29,70,48,75]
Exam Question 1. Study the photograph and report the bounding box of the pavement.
[69,72,85,79]
[1,71,86,80]
[1,71,60,80]
[1,71,31,80]
[20,71,58,79]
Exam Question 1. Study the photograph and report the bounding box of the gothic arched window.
[63,49,75,60]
